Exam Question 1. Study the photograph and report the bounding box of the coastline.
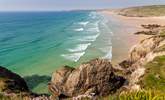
[1,6,165,99]
[101,10,165,64]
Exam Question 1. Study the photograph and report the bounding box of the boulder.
[49,59,126,98]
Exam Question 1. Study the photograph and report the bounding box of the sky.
[0,0,165,11]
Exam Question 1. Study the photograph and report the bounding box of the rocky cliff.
[49,59,126,99]
[119,25,165,91]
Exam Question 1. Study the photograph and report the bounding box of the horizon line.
[0,8,110,12]
[0,4,163,12]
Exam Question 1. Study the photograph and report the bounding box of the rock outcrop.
[129,36,165,64]
[0,66,50,100]
[49,59,126,99]
[134,24,165,36]
[0,66,29,93]
[120,25,165,91]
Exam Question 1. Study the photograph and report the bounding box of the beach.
[101,10,165,64]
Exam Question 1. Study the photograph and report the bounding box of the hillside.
[118,5,165,17]
[102,25,165,100]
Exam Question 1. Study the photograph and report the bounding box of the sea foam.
[77,34,99,42]
[74,28,84,32]
[87,27,100,33]
[61,52,85,62]
[103,46,112,59]
[78,21,89,26]
[87,21,100,33]
[68,43,91,52]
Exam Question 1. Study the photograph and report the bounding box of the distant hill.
[118,5,165,17]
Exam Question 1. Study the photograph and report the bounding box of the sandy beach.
[101,10,165,64]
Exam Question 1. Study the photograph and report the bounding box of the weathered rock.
[49,59,126,98]
[134,24,165,36]
[141,24,161,30]
[0,66,29,93]
[121,33,165,91]
[129,36,165,64]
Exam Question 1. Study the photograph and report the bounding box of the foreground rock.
[0,66,29,93]
[0,66,50,100]
[49,59,126,99]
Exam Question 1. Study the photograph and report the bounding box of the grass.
[0,93,26,100]
[0,78,8,92]
[154,44,165,53]
[1,90,165,100]
[140,56,165,92]
[103,55,165,100]
[159,29,165,36]
[119,5,165,17]
[103,90,165,100]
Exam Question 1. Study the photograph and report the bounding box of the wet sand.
[101,10,165,64]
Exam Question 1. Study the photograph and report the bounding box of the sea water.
[0,11,113,93]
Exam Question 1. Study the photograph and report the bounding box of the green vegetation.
[105,50,165,100]
[0,78,7,92]
[0,93,25,100]
[1,90,165,100]
[159,29,165,36]
[103,90,165,100]
[140,56,165,92]
[119,90,165,100]
[119,5,165,17]
[154,45,165,53]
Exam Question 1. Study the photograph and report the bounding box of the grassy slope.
[103,29,165,99]
[106,90,165,100]
[119,5,165,17]
[140,56,165,92]
[102,56,165,100]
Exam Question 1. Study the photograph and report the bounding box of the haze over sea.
[0,11,113,92]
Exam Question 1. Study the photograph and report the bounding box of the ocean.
[0,11,113,93]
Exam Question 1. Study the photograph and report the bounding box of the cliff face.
[128,36,165,90]
[49,59,126,99]
[129,36,165,64]
[121,25,165,91]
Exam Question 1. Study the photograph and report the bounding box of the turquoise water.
[0,11,113,93]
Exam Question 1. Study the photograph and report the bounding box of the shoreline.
[1,7,165,99]
[101,10,165,64]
